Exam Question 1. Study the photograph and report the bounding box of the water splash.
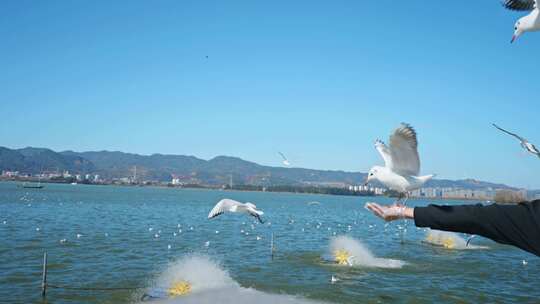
[328,236,405,269]
[139,255,325,304]
[152,255,237,295]
[423,230,488,250]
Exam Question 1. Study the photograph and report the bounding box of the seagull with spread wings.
[493,123,540,157]
[208,199,265,224]
[278,152,291,167]
[365,123,434,204]
[503,0,540,43]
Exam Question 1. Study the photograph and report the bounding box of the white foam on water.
[138,255,325,304]
[423,229,488,250]
[153,255,237,294]
[329,236,405,269]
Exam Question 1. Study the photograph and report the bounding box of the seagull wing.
[527,142,540,154]
[248,210,264,224]
[502,0,536,11]
[279,152,291,166]
[208,199,242,219]
[375,140,393,169]
[492,123,526,142]
[388,123,420,176]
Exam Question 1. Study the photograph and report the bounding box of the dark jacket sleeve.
[414,200,540,256]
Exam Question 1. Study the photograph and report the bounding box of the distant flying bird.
[208,198,265,224]
[278,152,291,167]
[493,123,540,157]
[503,0,540,43]
[365,123,434,204]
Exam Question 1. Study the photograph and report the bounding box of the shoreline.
[0,179,494,202]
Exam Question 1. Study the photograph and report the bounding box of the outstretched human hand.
[364,202,414,222]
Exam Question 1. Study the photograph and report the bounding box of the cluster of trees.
[223,184,375,197]
[494,190,526,204]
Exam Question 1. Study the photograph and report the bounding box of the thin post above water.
[270,233,274,260]
[41,252,48,298]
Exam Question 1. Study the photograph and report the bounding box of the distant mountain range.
[0,146,524,191]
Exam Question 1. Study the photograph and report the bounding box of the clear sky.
[1,1,539,188]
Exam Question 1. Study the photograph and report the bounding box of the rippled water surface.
[0,182,538,303]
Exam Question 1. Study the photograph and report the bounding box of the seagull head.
[512,20,525,43]
[364,166,382,185]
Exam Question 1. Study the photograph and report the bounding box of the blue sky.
[1,1,539,188]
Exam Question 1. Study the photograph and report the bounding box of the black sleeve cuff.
[413,206,431,228]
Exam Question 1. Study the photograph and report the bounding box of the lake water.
[0,182,537,303]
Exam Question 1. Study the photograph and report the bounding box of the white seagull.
[493,123,540,158]
[278,152,291,167]
[208,199,265,224]
[503,0,540,43]
[365,123,434,204]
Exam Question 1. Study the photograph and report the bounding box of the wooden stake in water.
[41,252,48,298]
[270,233,275,260]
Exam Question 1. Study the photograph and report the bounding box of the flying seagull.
[278,152,291,167]
[365,123,434,204]
[492,123,540,157]
[208,199,265,224]
[503,0,540,43]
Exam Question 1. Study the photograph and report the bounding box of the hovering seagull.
[330,275,339,284]
[503,0,540,43]
[493,123,540,157]
[365,123,434,204]
[208,198,265,224]
[278,152,291,167]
